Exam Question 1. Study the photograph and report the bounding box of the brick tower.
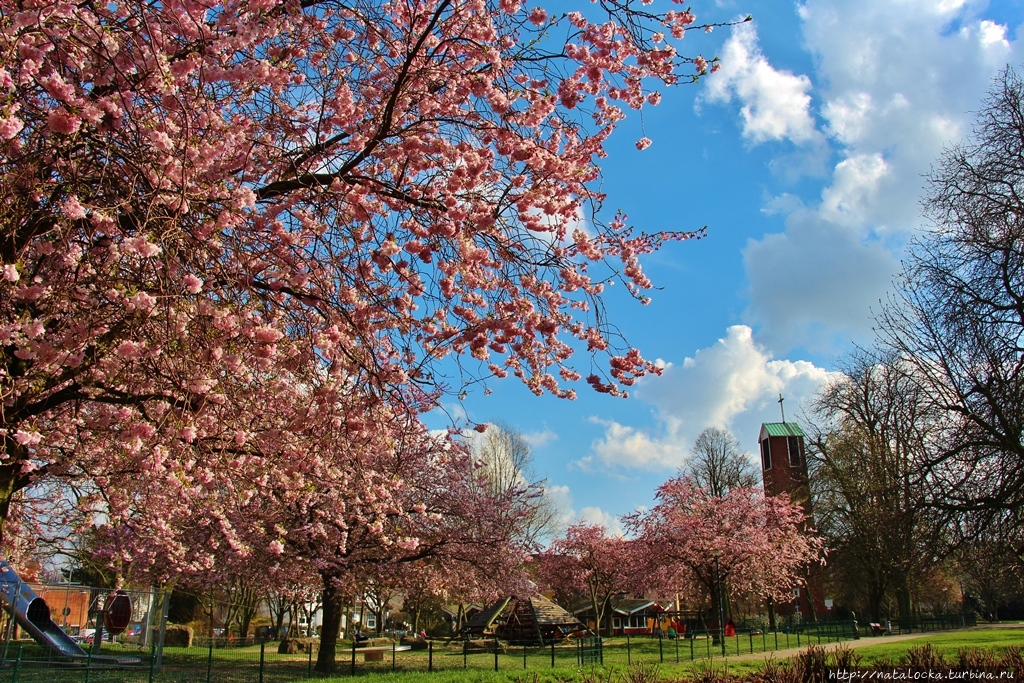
[758,420,825,620]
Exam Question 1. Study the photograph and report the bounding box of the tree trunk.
[709,584,722,645]
[239,608,255,641]
[766,598,776,631]
[0,461,26,547]
[897,582,912,625]
[867,578,886,622]
[316,577,343,673]
[274,609,285,639]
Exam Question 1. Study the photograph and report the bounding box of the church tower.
[758,420,825,620]
[758,422,812,515]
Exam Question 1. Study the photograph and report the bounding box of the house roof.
[441,604,483,618]
[759,422,805,440]
[570,597,657,616]
[610,598,657,615]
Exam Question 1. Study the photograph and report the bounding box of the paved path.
[709,624,1023,665]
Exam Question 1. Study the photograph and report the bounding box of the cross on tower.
[778,393,785,423]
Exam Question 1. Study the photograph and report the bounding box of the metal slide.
[0,559,91,658]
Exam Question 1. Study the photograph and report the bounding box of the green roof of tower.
[761,422,805,437]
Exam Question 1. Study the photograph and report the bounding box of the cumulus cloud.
[743,209,901,350]
[578,507,625,537]
[800,0,1023,231]
[586,417,685,471]
[580,326,838,472]
[702,22,822,146]
[698,1,1024,350]
[539,485,625,538]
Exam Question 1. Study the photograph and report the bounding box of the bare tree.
[878,67,1024,523]
[806,351,949,622]
[470,421,566,545]
[682,427,758,497]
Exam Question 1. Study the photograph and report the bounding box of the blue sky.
[433,0,1024,536]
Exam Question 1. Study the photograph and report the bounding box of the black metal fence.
[0,615,978,683]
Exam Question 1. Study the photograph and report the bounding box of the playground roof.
[466,595,581,630]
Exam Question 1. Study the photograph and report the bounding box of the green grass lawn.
[1,627,1019,683]
[839,628,1024,666]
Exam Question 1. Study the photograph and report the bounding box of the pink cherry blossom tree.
[0,0,744,547]
[88,375,538,671]
[537,522,633,635]
[625,478,825,630]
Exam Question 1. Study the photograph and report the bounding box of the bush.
[153,624,193,647]
[278,638,319,655]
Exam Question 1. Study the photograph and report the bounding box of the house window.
[613,618,621,630]
[760,439,772,470]
[366,614,376,630]
[787,436,803,468]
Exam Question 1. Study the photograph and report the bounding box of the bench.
[355,645,412,661]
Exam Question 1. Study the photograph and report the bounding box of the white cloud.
[537,485,625,538]
[979,20,1009,49]
[580,326,838,472]
[699,1,1024,350]
[587,417,685,471]
[797,0,1023,232]
[743,209,900,350]
[818,153,891,227]
[577,507,625,537]
[703,22,822,146]
[522,428,558,448]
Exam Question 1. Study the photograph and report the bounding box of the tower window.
[760,439,772,470]
[787,436,803,468]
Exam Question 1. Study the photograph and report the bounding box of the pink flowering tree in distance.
[536,522,633,635]
[0,0,748,546]
[625,478,825,632]
[90,375,538,671]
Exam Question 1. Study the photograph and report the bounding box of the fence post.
[599,636,603,665]
[551,639,555,668]
[464,640,467,669]
[12,644,21,683]
[494,637,498,672]
[259,640,265,683]
[308,644,313,678]
[429,640,433,673]
[523,642,527,669]
[626,633,630,666]
[659,632,663,663]
[86,646,94,683]
[749,632,753,654]
[207,636,214,683]
[689,634,693,661]
[675,634,679,663]
[351,638,356,676]
[149,632,158,683]
[392,641,396,671]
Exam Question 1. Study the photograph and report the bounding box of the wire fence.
[0,615,978,683]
